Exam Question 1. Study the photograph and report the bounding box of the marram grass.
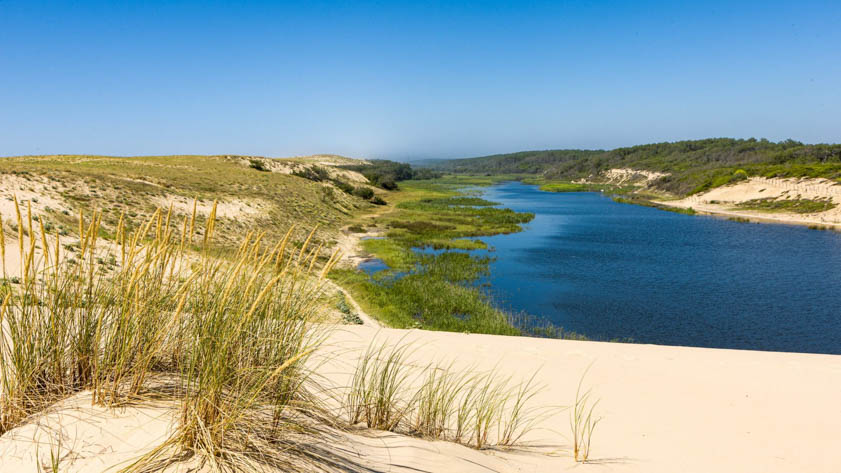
[345,337,554,450]
[0,196,341,472]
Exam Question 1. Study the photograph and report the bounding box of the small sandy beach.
[658,176,841,229]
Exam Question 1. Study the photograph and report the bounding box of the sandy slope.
[2,325,839,472]
[658,176,841,228]
[325,326,841,473]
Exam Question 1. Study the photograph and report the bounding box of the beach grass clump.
[497,371,547,447]
[347,341,415,431]
[571,370,601,462]
[418,365,549,449]
[0,195,343,471]
[151,226,340,470]
[345,338,549,450]
[411,362,470,439]
[0,198,115,431]
[466,370,510,449]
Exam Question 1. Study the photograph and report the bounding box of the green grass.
[534,181,596,193]
[611,195,697,215]
[428,174,527,187]
[331,252,516,335]
[734,197,837,213]
[361,238,416,271]
[335,178,589,339]
[390,194,534,247]
[333,178,535,335]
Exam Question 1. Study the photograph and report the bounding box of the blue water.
[471,182,841,354]
[358,258,390,275]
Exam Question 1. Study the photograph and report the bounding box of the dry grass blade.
[346,337,415,432]
[411,362,470,440]
[0,198,346,472]
[571,367,601,462]
[497,369,554,447]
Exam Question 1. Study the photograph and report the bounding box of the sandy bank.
[658,176,841,228]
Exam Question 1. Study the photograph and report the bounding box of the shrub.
[371,196,387,205]
[332,179,355,194]
[352,186,375,200]
[379,178,398,190]
[249,158,269,172]
[292,165,330,182]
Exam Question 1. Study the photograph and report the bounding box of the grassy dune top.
[0,154,376,248]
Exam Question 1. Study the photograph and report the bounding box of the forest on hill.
[433,138,841,195]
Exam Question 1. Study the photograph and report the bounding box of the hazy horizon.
[2,1,839,159]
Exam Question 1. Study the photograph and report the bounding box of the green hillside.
[0,154,379,248]
[435,138,841,195]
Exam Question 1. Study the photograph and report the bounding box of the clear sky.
[1,1,839,160]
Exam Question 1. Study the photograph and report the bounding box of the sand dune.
[2,324,839,472]
[659,176,841,228]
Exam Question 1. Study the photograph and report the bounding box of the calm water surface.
[473,182,841,354]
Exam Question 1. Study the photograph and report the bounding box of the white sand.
[659,176,841,228]
[2,325,839,472]
[601,168,670,186]
[325,326,841,473]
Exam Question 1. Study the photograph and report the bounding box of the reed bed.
[345,338,552,450]
[0,197,342,471]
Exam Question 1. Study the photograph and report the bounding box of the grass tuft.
[0,195,342,472]
[571,368,601,462]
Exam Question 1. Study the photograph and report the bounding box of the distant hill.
[434,149,602,175]
[436,138,841,195]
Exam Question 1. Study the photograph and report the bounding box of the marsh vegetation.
[332,180,588,339]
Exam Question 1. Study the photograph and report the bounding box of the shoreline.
[534,178,841,230]
[655,199,841,229]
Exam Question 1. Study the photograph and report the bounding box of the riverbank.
[536,171,841,230]
[655,176,841,229]
[329,179,546,336]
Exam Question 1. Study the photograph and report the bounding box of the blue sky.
[1,1,839,160]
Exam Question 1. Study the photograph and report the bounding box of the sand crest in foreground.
[1,325,839,472]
